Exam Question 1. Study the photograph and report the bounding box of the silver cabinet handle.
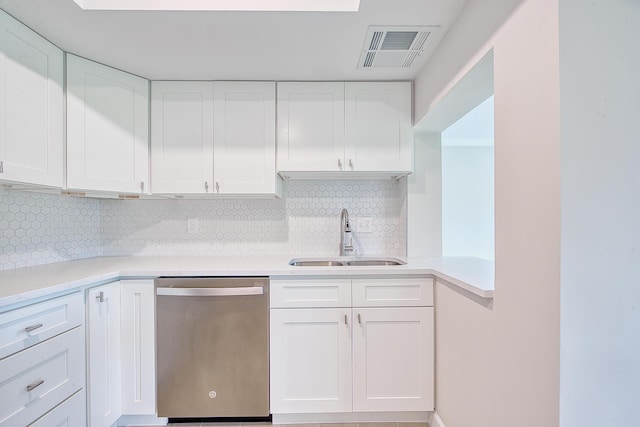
[204,181,209,192]
[157,286,264,297]
[96,291,107,303]
[140,181,145,192]
[0,160,3,173]
[338,159,342,170]
[357,313,362,324]
[25,323,43,333]
[215,182,220,193]
[344,314,348,326]
[348,158,354,169]
[26,379,44,392]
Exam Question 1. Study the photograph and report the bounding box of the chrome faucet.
[340,208,354,256]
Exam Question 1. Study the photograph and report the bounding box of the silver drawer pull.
[26,379,44,392]
[24,323,43,333]
[357,313,362,324]
[344,314,348,326]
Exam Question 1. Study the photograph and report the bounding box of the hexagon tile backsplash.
[0,179,407,271]
[0,189,102,270]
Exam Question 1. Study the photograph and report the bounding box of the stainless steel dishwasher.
[155,277,269,420]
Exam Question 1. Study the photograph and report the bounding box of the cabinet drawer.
[29,389,86,427]
[270,279,351,308]
[0,326,85,426]
[0,292,84,359]
[352,278,433,307]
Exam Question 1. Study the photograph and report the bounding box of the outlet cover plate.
[187,218,199,234]
[357,217,373,233]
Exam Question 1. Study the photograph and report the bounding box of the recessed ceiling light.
[71,0,360,12]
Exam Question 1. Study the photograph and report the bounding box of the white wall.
[415,1,561,426]
[442,146,494,259]
[441,96,495,260]
[407,132,442,257]
[559,0,640,425]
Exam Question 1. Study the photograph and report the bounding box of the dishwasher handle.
[157,286,264,297]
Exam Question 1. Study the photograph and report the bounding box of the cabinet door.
[213,82,276,194]
[0,10,63,187]
[120,280,156,415]
[352,307,434,412]
[270,308,352,414]
[277,82,345,172]
[151,81,214,193]
[87,283,122,427]
[66,54,149,194]
[345,82,413,172]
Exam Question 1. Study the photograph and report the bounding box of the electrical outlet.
[187,218,199,234]
[357,217,373,233]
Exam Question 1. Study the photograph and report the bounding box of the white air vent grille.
[358,26,439,69]
[380,31,418,50]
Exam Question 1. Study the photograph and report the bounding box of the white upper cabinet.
[151,81,214,194]
[213,81,276,194]
[277,82,345,172]
[66,54,149,194]
[345,82,413,172]
[0,10,63,188]
[276,81,413,176]
[152,81,279,195]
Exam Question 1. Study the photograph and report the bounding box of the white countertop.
[0,256,494,309]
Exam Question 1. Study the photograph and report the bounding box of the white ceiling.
[0,0,467,80]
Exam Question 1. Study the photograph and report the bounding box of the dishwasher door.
[156,277,269,418]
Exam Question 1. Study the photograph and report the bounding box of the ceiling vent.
[358,26,438,69]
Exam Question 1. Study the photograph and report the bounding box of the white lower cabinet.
[30,390,87,427]
[120,280,156,415]
[0,292,85,427]
[352,307,434,412]
[87,282,122,427]
[270,308,353,413]
[270,277,434,417]
[86,279,157,427]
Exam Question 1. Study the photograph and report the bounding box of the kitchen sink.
[289,257,406,267]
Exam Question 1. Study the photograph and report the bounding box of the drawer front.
[0,326,85,426]
[29,389,86,427]
[352,278,433,307]
[270,279,351,308]
[0,292,84,359]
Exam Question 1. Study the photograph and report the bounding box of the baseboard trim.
[117,414,168,426]
[273,411,431,424]
[428,412,446,427]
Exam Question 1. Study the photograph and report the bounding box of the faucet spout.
[340,208,354,256]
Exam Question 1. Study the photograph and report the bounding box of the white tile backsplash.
[0,179,407,271]
[0,189,102,270]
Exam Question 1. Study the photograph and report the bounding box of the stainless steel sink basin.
[289,257,406,267]
[289,260,345,267]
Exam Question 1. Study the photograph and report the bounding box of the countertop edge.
[0,257,494,309]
